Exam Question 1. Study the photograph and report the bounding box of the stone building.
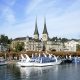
[25,18,63,51]
[11,37,26,50]
[11,18,63,51]
[63,40,78,52]
[11,18,79,52]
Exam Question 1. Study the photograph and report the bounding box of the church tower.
[34,18,39,39]
[42,18,48,41]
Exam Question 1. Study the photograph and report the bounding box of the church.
[11,18,64,51]
[24,18,63,51]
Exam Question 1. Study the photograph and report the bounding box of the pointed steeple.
[34,18,39,35]
[42,17,49,41]
[34,17,39,40]
[43,18,48,34]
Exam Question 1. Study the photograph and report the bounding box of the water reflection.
[19,65,59,80]
[0,64,80,80]
[0,64,21,80]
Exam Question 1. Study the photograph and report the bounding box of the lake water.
[0,63,80,80]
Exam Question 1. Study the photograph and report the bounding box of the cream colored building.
[11,37,26,50]
[46,40,63,51]
[11,18,79,52]
[24,36,42,51]
[64,40,78,52]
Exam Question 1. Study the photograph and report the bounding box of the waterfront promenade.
[0,51,80,60]
[0,51,80,61]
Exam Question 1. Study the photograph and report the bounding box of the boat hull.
[17,60,62,67]
[0,62,7,66]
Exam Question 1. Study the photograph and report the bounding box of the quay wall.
[0,51,80,60]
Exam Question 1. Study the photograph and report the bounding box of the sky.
[0,0,80,39]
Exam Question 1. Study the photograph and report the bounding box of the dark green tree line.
[0,35,12,44]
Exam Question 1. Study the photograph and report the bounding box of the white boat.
[72,56,80,63]
[17,54,62,67]
[0,57,7,66]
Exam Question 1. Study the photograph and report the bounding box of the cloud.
[2,0,16,6]
[25,0,76,16]
[0,0,16,26]
[0,19,35,38]
[24,0,80,39]
[2,7,16,25]
[0,0,80,39]
[26,0,43,15]
[46,1,80,38]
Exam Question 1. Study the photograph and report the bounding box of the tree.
[0,35,12,44]
[76,44,80,51]
[8,38,12,44]
[61,38,68,43]
[52,37,58,41]
[15,42,24,52]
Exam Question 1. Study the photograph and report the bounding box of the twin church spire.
[42,18,48,35]
[34,18,39,36]
[34,17,48,41]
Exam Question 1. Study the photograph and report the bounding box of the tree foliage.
[51,37,68,42]
[52,37,58,41]
[0,35,12,44]
[76,44,80,51]
[61,38,68,43]
[15,42,24,52]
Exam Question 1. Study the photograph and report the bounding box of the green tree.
[52,37,58,41]
[0,35,12,44]
[76,44,80,51]
[15,42,24,52]
[61,38,68,43]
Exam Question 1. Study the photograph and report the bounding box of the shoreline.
[6,60,18,64]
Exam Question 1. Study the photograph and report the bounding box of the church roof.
[13,37,26,41]
[42,18,48,34]
[34,18,39,35]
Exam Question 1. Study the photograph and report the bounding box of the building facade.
[11,18,79,52]
[63,40,78,52]
[11,37,26,50]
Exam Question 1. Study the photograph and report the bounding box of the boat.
[62,55,73,63]
[72,56,80,63]
[0,57,7,66]
[62,55,80,64]
[17,53,62,67]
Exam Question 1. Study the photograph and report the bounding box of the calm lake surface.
[0,63,80,80]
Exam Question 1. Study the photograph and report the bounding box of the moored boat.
[61,55,73,63]
[17,53,62,67]
[72,57,80,63]
[62,55,80,64]
[0,57,7,66]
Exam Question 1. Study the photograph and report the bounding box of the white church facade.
[11,18,78,52]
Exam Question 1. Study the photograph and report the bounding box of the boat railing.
[43,53,47,57]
